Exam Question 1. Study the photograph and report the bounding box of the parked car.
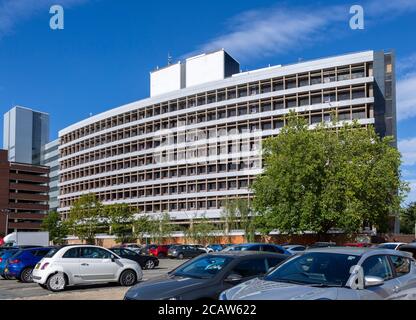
[124,251,289,300]
[0,248,20,279]
[146,245,170,258]
[377,242,406,250]
[3,247,56,282]
[32,245,143,292]
[168,245,206,259]
[398,243,416,259]
[207,244,225,252]
[190,245,213,253]
[220,247,416,300]
[222,243,291,255]
[283,245,306,255]
[307,242,337,249]
[109,247,159,269]
[119,244,142,253]
[344,242,372,248]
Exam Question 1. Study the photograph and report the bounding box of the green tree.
[104,203,135,244]
[400,202,416,235]
[221,199,257,242]
[235,199,256,242]
[66,193,106,244]
[133,215,158,244]
[185,214,214,245]
[41,211,68,245]
[221,200,239,242]
[252,113,408,237]
[150,212,174,243]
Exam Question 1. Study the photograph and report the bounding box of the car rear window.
[45,247,61,258]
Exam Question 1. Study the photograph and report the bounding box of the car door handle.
[393,286,401,293]
[81,263,89,266]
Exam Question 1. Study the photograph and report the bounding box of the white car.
[377,242,407,250]
[32,245,143,292]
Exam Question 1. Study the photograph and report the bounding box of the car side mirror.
[225,273,243,283]
[110,254,117,262]
[364,276,384,288]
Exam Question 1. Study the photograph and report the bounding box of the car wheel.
[178,253,184,259]
[144,259,155,270]
[119,270,137,286]
[21,267,34,283]
[3,273,13,280]
[46,273,67,292]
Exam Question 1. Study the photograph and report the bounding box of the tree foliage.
[400,202,416,235]
[66,194,107,244]
[133,215,158,244]
[185,214,214,245]
[252,113,408,236]
[41,211,68,245]
[104,203,135,244]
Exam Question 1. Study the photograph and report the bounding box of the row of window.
[60,158,261,195]
[60,83,369,157]
[60,104,371,171]
[60,194,253,213]
[60,63,370,145]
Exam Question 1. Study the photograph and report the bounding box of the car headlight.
[219,292,228,300]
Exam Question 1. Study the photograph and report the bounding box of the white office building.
[57,49,397,229]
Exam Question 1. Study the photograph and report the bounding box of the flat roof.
[59,50,375,137]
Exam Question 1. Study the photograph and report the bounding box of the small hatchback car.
[32,245,143,292]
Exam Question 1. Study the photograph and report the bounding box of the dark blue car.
[222,243,291,255]
[4,247,55,283]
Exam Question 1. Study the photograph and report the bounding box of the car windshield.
[173,255,232,279]
[265,252,360,287]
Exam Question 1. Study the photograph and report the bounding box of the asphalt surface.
[0,258,186,300]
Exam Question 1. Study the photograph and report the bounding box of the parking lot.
[0,258,185,300]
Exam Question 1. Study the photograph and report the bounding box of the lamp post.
[1,209,10,235]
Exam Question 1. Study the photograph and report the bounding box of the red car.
[147,245,170,258]
[343,242,372,247]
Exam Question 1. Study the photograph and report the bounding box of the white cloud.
[189,0,416,63]
[397,73,416,121]
[0,0,90,38]
[399,137,416,166]
[191,5,345,62]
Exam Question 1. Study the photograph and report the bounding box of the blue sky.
[0,0,416,203]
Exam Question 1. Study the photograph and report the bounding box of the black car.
[167,245,206,259]
[308,242,337,249]
[109,247,159,270]
[124,251,289,300]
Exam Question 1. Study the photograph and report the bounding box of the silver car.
[220,247,416,300]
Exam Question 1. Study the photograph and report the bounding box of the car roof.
[379,242,406,245]
[284,244,305,248]
[231,243,279,247]
[205,251,288,258]
[305,246,412,258]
